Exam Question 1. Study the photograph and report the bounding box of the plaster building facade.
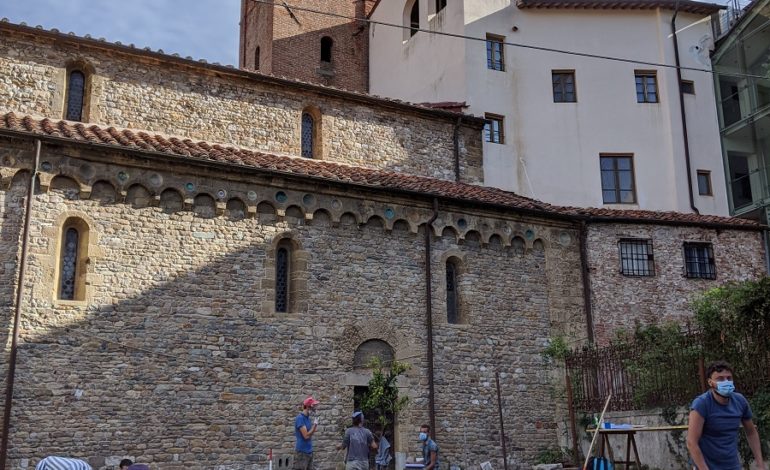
[0,20,766,470]
[367,0,731,215]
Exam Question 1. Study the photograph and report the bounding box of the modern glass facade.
[713,0,770,222]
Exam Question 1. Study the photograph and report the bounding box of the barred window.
[446,261,459,324]
[684,242,716,279]
[619,239,655,276]
[301,113,314,158]
[486,34,505,71]
[66,70,86,121]
[276,245,290,312]
[59,227,79,300]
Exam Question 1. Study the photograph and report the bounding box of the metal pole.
[425,198,439,438]
[495,371,509,470]
[0,139,41,470]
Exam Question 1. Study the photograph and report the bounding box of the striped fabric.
[35,456,92,470]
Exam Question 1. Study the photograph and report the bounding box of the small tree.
[358,357,410,430]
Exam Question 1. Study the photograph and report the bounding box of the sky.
[0,0,241,66]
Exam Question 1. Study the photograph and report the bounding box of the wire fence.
[566,327,770,412]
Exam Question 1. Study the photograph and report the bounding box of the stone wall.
[586,223,766,345]
[0,25,484,184]
[0,139,565,469]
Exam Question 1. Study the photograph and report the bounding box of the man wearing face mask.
[687,361,765,470]
[294,396,320,470]
[419,424,440,470]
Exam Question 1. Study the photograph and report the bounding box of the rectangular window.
[486,34,505,71]
[600,155,636,204]
[619,239,655,276]
[683,242,716,279]
[552,71,577,102]
[681,80,695,94]
[435,0,447,13]
[484,114,504,144]
[697,170,712,196]
[635,71,659,103]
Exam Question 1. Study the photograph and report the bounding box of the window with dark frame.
[59,227,80,300]
[681,80,695,94]
[552,71,576,103]
[301,112,314,158]
[683,242,716,279]
[66,70,86,121]
[275,245,290,312]
[619,239,655,276]
[635,71,659,103]
[409,0,419,37]
[321,36,333,63]
[484,114,504,144]
[600,155,636,204]
[446,261,459,324]
[436,0,447,13]
[697,170,712,196]
[486,34,505,71]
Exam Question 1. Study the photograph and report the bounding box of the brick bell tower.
[239,0,374,93]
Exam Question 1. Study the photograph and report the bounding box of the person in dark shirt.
[687,360,764,469]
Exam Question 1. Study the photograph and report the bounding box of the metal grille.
[66,70,85,121]
[301,113,314,158]
[446,262,458,324]
[59,227,79,300]
[552,72,576,102]
[486,36,504,71]
[635,73,658,103]
[684,243,716,279]
[275,247,289,312]
[619,239,654,276]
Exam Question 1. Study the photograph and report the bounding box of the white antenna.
[689,35,713,67]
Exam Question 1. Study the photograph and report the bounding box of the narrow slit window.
[436,0,447,13]
[301,112,314,158]
[66,70,86,121]
[410,0,419,37]
[321,37,333,63]
[59,227,79,300]
[276,246,290,312]
[255,46,261,70]
[446,261,459,324]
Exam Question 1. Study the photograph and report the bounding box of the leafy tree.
[358,357,410,430]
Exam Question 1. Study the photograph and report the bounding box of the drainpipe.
[424,198,439,438]
[671,5,700,215]
[578,221,595,344]
[0,139,41,470]
[453,117,461,182]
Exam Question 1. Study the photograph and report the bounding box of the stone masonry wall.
[587,223,766,345]
[0,141,560,469]
[0,27,483,184]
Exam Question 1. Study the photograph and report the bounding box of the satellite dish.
[689,35,713,67]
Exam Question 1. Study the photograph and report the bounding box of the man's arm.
[425,450,437,470]
[687,410,709,470]
[369,432,378,450]
[743,418,765,469]
[299,422,317,440]
[337,430,350,451]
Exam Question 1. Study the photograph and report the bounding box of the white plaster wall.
[370,1,729,215]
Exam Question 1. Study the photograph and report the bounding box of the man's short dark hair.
[420,424,430,432]
[119,459,133,469]
[352,415,363,426]
[706,360,733,379]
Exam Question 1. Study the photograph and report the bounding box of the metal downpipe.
[425,198,439,438]
[0,139,41,470]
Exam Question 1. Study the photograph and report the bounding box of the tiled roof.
[0,112,759,229]
[516,0,724,14]
[0,20,485,128]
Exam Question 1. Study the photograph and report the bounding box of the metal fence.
[565,329,770,412]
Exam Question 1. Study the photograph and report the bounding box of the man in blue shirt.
[419,424,440,470]
[294,396,320,470]
[687,361,765,470]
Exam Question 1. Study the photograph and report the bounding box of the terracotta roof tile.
[515,0,724,14]
[0,112,758,229]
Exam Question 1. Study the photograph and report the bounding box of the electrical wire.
[251,0,769,81]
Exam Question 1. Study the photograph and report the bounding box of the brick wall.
[586,223,766,344]
[0,27,484,185]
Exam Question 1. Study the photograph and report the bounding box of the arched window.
[66,70,86,122]
[321,37,333,63]
[446,260,459,324]
[275,242,290,313]
[301,112,314,158]
[57,217,89,301]
[354,340,395,369]
[409,0,419,37]
[255,46,261,71]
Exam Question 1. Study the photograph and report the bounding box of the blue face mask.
[418,432,428,442]
[715,380,735,397]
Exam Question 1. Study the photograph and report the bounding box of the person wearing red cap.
[293,396,320,470]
